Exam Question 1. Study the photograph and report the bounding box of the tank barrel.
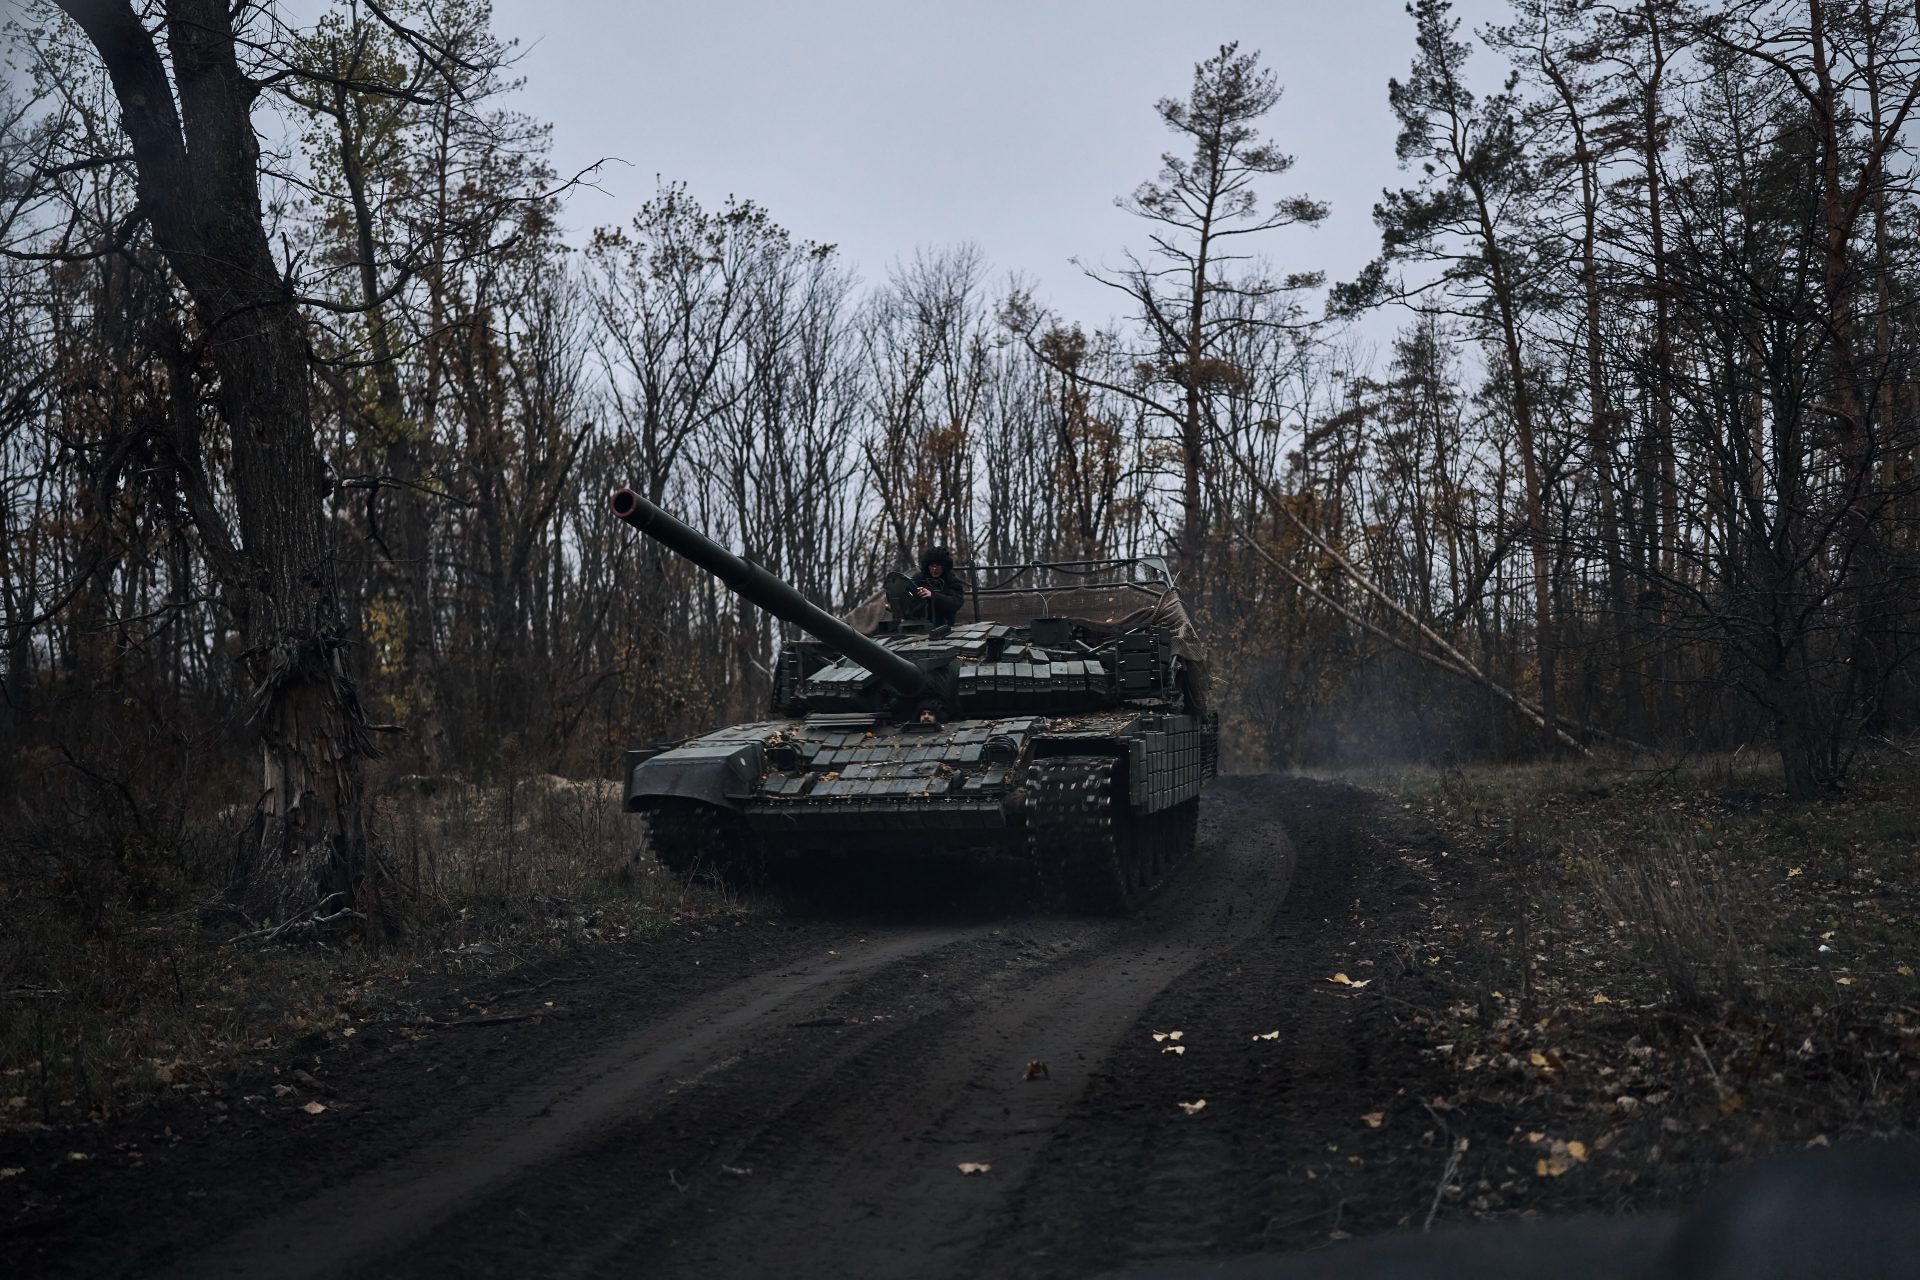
[610,487,929,700]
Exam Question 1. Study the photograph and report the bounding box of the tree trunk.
[1546,52,1643,743]
[333,81,447,774]
[57,0,377,922]
[1471,186,1559,741]
[1182,223,1210,586]
[1628,2,1678,737]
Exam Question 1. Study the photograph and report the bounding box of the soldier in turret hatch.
[911,546,965,625]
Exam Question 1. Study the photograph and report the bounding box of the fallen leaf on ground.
[0,1167,21,1179]
[1528,1047,1568,1079]
[66,1152,88,1162]
[1592,993,1613,1005]
[1788,867,1803,878]
[1151,1030,1185,1043]
[1897,964,1914,977]
[153,1060,193,1084]
[301,1102,328,1115]
[1327,973,1371,989]
[1534,1134,1589,1175]
[1526,1131,1547,1143]
[1162,1045,1186,1055]
[1252,1030,1280,1041]
[1836,976,1857,986]
[271,1084,294,1098]
[1177,1099,1208,1115]
[1361,1112,1384,1128]
[957,1162,990,1175]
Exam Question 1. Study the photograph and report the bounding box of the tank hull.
[627,711,1208,844]
[628,710,1214,910]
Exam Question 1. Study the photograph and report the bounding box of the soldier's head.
[920,546,954,577]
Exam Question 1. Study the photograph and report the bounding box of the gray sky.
[489,0,1510,341]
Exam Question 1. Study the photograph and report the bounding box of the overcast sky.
[488,0,1512,351]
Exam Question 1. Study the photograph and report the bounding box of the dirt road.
[12,775,1446,1278]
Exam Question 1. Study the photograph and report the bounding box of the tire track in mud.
[976,780,1417,1278]
[166,774,1348,1280]
[364,776,1299,1280]
[171,928,975,1280]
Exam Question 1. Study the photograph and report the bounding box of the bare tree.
[51,0,380,917]
[1344,0,1571,738]
[1023,43,1326,584]
[861,246,991,565]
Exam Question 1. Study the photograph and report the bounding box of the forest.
[3,0,1918,928]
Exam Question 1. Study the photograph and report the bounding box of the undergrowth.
[0,772,737,1127]
[1354,744,1920,1215]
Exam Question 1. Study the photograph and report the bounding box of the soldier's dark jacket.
[913,547,965,624]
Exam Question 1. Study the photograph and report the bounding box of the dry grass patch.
[1,774,737,1129]
[1353,746,1920,1216]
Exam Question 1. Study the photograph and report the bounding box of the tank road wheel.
[644,802,765,887]
[1026,756,1138,915]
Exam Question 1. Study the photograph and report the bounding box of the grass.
[0,773,739,1128]
[1347,744,1920,1214]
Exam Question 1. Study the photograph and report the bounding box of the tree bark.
[56,0,377,921]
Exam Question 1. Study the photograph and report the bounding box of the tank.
[610,487,1218,912]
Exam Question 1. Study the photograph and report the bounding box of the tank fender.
[624,742,764,812]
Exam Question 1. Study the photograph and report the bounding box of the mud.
[7,775,1466,1279]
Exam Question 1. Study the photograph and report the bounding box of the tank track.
[645,802,765,886]
[1024,755,1199,914]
